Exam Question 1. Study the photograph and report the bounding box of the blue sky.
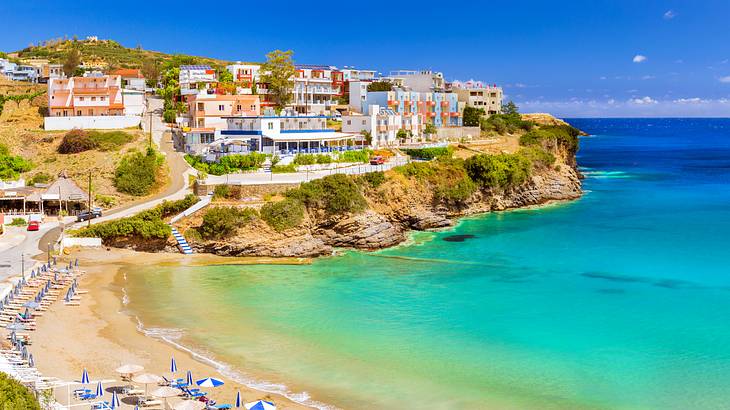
[2,0,730,117]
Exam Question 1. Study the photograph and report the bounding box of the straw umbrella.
[173,400,205,410]
[132,373,163,400]
[116,364,144,386]
[151,386,180,409]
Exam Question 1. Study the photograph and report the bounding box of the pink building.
[187,94,261,129]
[48,75,125,117]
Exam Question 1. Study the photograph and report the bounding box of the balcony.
[441,101,449,106]
[427,101,436,106]
[387,100,397,106]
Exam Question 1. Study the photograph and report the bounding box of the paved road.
[0,221,62,289]
[206,156,409,185]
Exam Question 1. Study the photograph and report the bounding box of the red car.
[27,221,40,231]
[370,156,385,165]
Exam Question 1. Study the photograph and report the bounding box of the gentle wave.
[582,170,632,179]
[131,312,336,410]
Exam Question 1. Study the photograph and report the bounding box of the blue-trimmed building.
[365,90,462,128]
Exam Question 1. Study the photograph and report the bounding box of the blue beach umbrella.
[186,370,193,386]
[81,368,90,384]
[21,345,28,360]
[110,390,120,408]
[196,377,224,388]
[235,391,242,408]
[95,381,104,397]
[28,353,35,368]
[170,356,177,374]
[244,400,276,410]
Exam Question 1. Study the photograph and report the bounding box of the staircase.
[170,227,193,254]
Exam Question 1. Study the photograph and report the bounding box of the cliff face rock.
[315,210,405,250]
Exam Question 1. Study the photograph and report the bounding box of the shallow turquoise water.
[124,119,730,409]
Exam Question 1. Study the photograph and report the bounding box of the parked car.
[27,221,40,231]
[370,156,385,165]
[76,208,102,222]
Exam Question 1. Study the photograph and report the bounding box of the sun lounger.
[139,399,162,407]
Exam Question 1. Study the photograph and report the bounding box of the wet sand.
[31,247,313,409]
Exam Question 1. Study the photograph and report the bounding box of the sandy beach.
[29,247,314,409]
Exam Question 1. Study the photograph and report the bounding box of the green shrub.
[9,218,27,226]
[434,177,477,203]
[518,147,556,168]
[0,144,33,180]
[95,194,116,208]
[394,161,437,179]
[402,147,453,160]
[519,125,579,152]
[463,106,485,127]
[286,174,367,215]
[58,130,134,153]
[0,372,41,410]
[213,185,231,199]
[293,154,316,165]
[187,153,267,176]
[337,149,372,163]
[27,172,51,185]
[114,148,164,196]
[480,113,534,134]
[73,195,198,240]
[464,153,532,189]
[360,171,386,188]
[260,198,305,231]
[272,164,297,173]
[198,206,257,239]
[316,154,332,164]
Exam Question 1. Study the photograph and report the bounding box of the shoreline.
[29,249,318,409]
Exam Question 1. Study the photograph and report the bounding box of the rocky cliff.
[184,141,582,258]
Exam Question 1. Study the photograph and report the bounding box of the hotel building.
[451,80,503,115]
[47,75,125,117]
[365,89,462,128]
[179,65,217,95]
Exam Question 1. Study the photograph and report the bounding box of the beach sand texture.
[30,248,313,409]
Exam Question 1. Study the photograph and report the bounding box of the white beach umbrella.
[115,364,144,375]
[151,386,181,409]
[132,373,164,398]
[173,400,206,410]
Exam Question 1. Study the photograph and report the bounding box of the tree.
[424,123,437,136]
[63,48,81,77]
[503,101,519,116]
[260,50,296,111]
[361,130,372,146]
[0,372,41,409]
[218,69,233,83]
[396,129,409,142]
[367,81,393,92]
[141,59,160,88]
[463,106,485,127]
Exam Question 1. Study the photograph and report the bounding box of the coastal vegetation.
[462,106,485,127]
[261,198,305,231]
[198,206,257,239]
[260,50,296,111]
[286,174,368,216]
[519,124,581,152]
[73,194,198,240]
[271,164,298,173]
[0,372,41,410]
[367,81,393,92]
[184,153,267,175]
[114,147,165,196]
[0,90,46,115]
[402,147,453,160]
[57,129,134,154]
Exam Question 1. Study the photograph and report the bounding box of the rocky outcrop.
[315,210,405,250]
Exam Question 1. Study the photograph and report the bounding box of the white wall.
[62,237,102,248]
[123,90,146,116]
[44,115,142,131]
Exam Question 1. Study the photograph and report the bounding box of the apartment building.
[365,89,462,128]
[291,64,344,114]
[186,94,261,129]
[342,104,413,147]
[451,80,503,115]
[340,67,377,111]
[110,68,146,91]
[47,75,125,117]
[179,65,217,95]
[0,61,40,83]
[227,63,261,89]
[388,70,446,92]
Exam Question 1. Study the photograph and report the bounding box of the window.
[268,122,274,130]
[100,97,105,101]
[347,120,351,125]
[236,105,242,111]
[91,97,96,101]
[76,110,81,116]
[80,97,84,101]
[88,109,93,115]
[250,104,256,111]
[219,105,225,111]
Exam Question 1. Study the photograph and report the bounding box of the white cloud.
[673,98,705,104]
[599,76,607,80]
[629,96,658,105]
[641,75,656,80]
[719,76,730,83]
[663,10,676,20]
[674,59,684,64]
[633,55,648,63]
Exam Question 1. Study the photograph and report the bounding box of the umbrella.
[95,381,104,397]
[81,368,90,384]
[21,345,28,360]
[186,370,193,386]
[245,400,276,410]
[6,323,25,331]
[116,364,144,375]
[170,356,178,374]
[28,353,35,368]
[132,373,163,398]
[235,391,242,408]
[23,301,39,309]
[151,386,180,408]
[196,377,224,388]
[110,391,121,409]
[173,400,205,410]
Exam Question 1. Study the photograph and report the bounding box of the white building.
[226,63,262,94]
[291,64,344,115]
[388,70,445,92]
[1,62,40,83]
[179,65,217,95]
[343,104,417,147]
[451,80,503,115]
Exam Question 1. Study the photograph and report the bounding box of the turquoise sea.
[123,118,730,409]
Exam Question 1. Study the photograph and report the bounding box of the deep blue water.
[126,118,730,409]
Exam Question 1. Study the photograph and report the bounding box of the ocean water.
[123,118,730,410]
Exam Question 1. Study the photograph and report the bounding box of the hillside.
[9,38,231,69]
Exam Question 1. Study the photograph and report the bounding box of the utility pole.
[87,170,92,228]
[149,110,153,149]
[21,253,24,280]
[47,242,50,264]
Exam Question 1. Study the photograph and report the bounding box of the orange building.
[47,75,125,117]
[187,94,261,129]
